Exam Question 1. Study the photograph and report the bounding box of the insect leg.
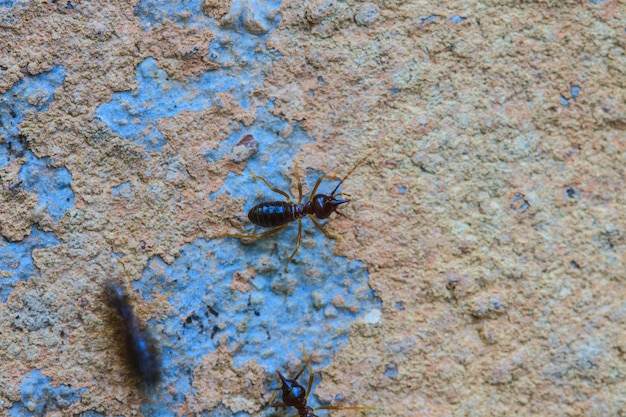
[308,214,336,239]
[289,346,312,382]
[269,385,287,408]
[284,218,302,272]
[249,168,291,201]
[294,161,303,204]
[302,348,315,401]
[225,223,288,240]
[310,174,341,197]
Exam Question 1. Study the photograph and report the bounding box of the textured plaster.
[0,0,625,416]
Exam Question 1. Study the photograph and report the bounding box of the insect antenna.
[330,149,376,196]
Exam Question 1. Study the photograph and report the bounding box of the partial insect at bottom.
[105,281,162,386]
[226,151,373,272]
[270,348,372,417]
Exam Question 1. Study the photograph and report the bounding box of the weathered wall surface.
[0,0,624,416]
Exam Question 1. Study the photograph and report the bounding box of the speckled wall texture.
[0,0,625,416]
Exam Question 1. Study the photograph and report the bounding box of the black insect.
[270,349,371,417]
[105,281,161,386]
[226,152,372,272]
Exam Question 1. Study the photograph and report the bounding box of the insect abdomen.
[248,201,300,227]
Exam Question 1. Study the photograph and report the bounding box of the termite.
[105,281,162,386]
[270,348,372,417]
[225,151,373,272]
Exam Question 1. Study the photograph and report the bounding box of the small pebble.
[242,6,269,35]
[230,134,258,163]
[332,294,346,308]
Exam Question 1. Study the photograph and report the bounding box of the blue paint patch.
[450,15,467,23]
[0,0,17,8]
[134,0,281,33]
[0,227,60,303]
[112,181,132,199]
[95,55,266,151]
[560,96,570,108]
[570,85,581,101]
[384,362,398,379]
[18,157,74,222]
[96,58,263,151]
[420,15,438,25]
[510,194,529,213]
[0,66,66,168]
[8,370,85,416]
[102,1,282,151]
[133,234,380,414]
[519,201,529,213]
[390,88,400,94]
[0,66,73,221]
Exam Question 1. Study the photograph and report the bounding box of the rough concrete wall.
[0,0,624,416]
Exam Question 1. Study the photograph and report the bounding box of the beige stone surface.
[0,0,625,416]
